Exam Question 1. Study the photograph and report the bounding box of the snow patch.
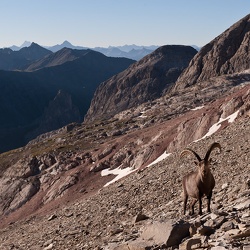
[101,167,136,187]
[191,105,204,111]
[227,110,239,123]
[199,110,239,140]
[138,111,147,118]
[102,150,171,187]
[147,151,171,167]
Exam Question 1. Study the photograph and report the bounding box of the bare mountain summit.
[174,13,250,90]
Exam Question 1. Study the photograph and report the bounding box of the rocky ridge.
[85,14,250,124]
[23,48,98,72]
[174,14,250,90]
[0,42,52,71]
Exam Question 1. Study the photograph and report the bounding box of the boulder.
[140,220,190,247]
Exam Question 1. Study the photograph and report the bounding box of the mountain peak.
[18,42,52,61]
[20,41,32,48]
[61,40,73,46]
[85,45,197,122]
[174,13,250,90]
[30,42,42,48]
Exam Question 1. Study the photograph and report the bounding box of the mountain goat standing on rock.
[180,142,221,215]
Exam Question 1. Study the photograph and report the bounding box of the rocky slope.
[174,13,250,90]
[0,82,249,249]
[85,45,197,122]
[0,15,250,250]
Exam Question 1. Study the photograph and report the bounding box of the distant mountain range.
[8,41,199,61]
[8,41,159,61]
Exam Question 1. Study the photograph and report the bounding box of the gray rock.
[134,212,149,223]
[140,220,190,247]
[179,237,202,250]
[233,200,250,210]
[85,45,197,122]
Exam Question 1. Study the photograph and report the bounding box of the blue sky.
[0,0,249,48]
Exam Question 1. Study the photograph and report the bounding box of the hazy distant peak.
[20,41,32,48]
[8,41,32,51]
[117,44,159,52]
[47,41,88,52]
[61,40,74,46]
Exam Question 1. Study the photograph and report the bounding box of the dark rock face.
[25,90,81,141]
[85,45,197,122]
[174,14,250,89]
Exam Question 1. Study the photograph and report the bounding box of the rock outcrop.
[174,14,250,90]
[85,45,197,122]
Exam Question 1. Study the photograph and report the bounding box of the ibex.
[181,142,221,215]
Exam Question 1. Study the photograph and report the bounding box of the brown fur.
[181,142,221,215]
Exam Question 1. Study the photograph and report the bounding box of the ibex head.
[181,142,221,179]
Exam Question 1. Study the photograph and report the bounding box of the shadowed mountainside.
[23,47,91,71]
[0,50,135,152]
[0,42,52,71]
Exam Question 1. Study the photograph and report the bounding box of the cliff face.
[85,45,197,122]
[25,90,81,141]
[174,14,250,90]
